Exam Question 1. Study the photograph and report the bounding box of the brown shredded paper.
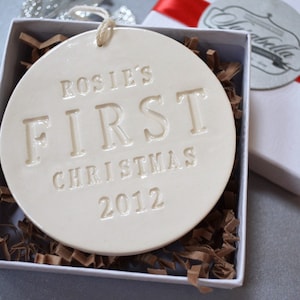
[19,32,68,69]
[0,34,243,293]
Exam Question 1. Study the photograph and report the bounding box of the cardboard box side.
[249,84,300,195]
[0,259,238,289]
[233,32,251,287]
[0,21,28,125]
[0,18,249,289]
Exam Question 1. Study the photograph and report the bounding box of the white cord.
[68,5,116,47]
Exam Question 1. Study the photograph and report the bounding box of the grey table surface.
[1,1,300,299]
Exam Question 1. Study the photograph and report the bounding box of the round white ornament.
[0,27,236,255]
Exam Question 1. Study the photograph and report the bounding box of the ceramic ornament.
[0,25,236,255]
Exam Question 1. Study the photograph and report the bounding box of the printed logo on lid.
[199,0,300,89]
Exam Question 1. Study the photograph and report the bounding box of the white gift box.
[0,18,250,290]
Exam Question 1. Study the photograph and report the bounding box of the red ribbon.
[153,0,210,27]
